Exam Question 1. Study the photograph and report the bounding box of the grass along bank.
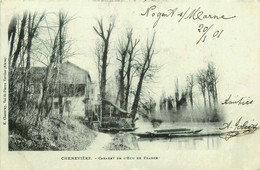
[9,115,97,151]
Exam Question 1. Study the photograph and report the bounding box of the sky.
[59,3,259,102]
[2,1,260,119]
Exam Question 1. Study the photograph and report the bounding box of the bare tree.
[139,94,156,115]
[10,12,28,74]
[94,42,104,92]
[205,75,212,109]
[174,78,183,111]
[124,35,140,110]
[8,16,17,64]
[117,29,132,109]
[9,12,28,107]
[36,11,74,125]
[57,11,72,118]
[8,11,46,115]
[159,92,167,111]
[116,28,140,111]
[206,63,219,105]
[24,12,45,103]
[93,18,115,116]
[187,74,194,109]
[176,90,188,111]
[174,78,180,101]
[197,70,207,108]
[131,32,156,123]
[36,30,59,125]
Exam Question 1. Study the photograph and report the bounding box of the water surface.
[135,120,223,150]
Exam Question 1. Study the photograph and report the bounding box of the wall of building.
[30,61,100,118]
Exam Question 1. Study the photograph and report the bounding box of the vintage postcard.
[0,0,259,169]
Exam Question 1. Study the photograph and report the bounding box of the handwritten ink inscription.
[219,117,258,141]
[196,24,224,44]
[141,5,236,44]
[222,95,253,105]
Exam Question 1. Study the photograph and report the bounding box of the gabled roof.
[16,61,92,83]
[62,61,92,82]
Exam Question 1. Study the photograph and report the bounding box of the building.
[20,61,133,128]
[28,61,99,118]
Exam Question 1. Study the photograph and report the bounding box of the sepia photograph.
[1,0,260,169]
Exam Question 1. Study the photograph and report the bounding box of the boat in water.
[154,128,191,133]
[132,128,204,138]
[99,127,138,134]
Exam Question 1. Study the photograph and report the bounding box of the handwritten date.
[196,24,224,44]
[141,5,236,45]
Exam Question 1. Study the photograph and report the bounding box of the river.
[134,119,223,150]
[87,118,224,151]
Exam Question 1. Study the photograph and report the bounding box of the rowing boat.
[154,128,191,133]
[99,127,138,134]
[132,129,203,138]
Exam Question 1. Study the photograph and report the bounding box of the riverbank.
[87,132,113,150]
[9,115,97,151]
[105,133,139,150]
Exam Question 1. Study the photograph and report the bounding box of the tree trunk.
[119,60,125,109]
[202,91,207,108]
[124,83,130,110]
[11,12,27,72]
[58,24,63,118]
[8,16,17,65]
[36,64,52,126]
[214,82,218,104]
[190,92,193,109]
[24,14,32,104]
[207,89,212,109]
[9,13,27,104]
[131,73,144,122]
[124,52,134,110]
[36,28,58,125]
[100,41,108,116]
[93,19,114,119]
[124,54,133,110]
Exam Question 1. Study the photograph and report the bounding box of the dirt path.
[87,132,113,150]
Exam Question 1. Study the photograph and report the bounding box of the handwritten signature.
[222,94,253,105]
[219,117,258,141]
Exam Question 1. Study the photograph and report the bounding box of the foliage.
[9,115,97,151]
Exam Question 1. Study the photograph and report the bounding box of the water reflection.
[137,136,221,150]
